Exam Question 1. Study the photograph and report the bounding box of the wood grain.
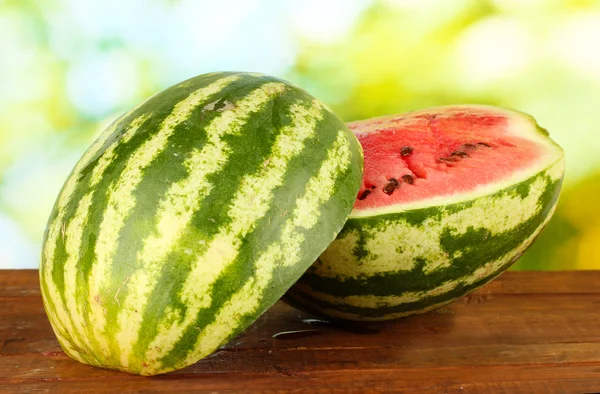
[1,270,599,393]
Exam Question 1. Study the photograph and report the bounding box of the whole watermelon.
[40,72,363,375]
[285,105,564,321]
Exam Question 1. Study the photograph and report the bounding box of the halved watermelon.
[285,105,565,321]
[39,72,363,375]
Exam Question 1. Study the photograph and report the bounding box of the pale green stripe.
[61,193,95,356]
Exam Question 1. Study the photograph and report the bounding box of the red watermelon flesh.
[349,105,548,212]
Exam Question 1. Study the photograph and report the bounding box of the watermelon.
[285,105,565,321]
[40,72,363,375]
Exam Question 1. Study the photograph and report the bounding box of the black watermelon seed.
[477,142,491,148]
[400,146,413,156]
[402,174,414,184]
[438,157,454,163]
[383,178,399,195]
[451,151,468,158]
[461,143,476,150]
[358,189,372,200]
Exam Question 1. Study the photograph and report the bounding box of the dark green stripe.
[285,249,525,319]
[298,171,562,299]
[38,272,78,356]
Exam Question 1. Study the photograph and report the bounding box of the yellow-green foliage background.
[1,0,598,269]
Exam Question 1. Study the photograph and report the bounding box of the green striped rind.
[40,72,363,375]
[284,157,564,321]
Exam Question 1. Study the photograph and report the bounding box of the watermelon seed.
[400,146,413,156]
[402,174,414,184]
[451,151,468,158]
[461,143,476,150]
[358,189,372,200]
[438,157,454,163]
[383,178,399,195]
[477,142,491,148]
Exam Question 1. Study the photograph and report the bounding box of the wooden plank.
[3,294,600,355]
[1,269,600,393]
[2,366,600,393]
[0,269,40,298]
[3,341,600,380]
[477,270,600,294]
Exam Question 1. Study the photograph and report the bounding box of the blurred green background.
[1,0,598,269]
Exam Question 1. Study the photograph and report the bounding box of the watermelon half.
[40,72,363,375]
[285,105,565,321]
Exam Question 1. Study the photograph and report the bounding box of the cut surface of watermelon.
[351,105,562,215]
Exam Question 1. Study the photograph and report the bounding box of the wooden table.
[1,270,599,393]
